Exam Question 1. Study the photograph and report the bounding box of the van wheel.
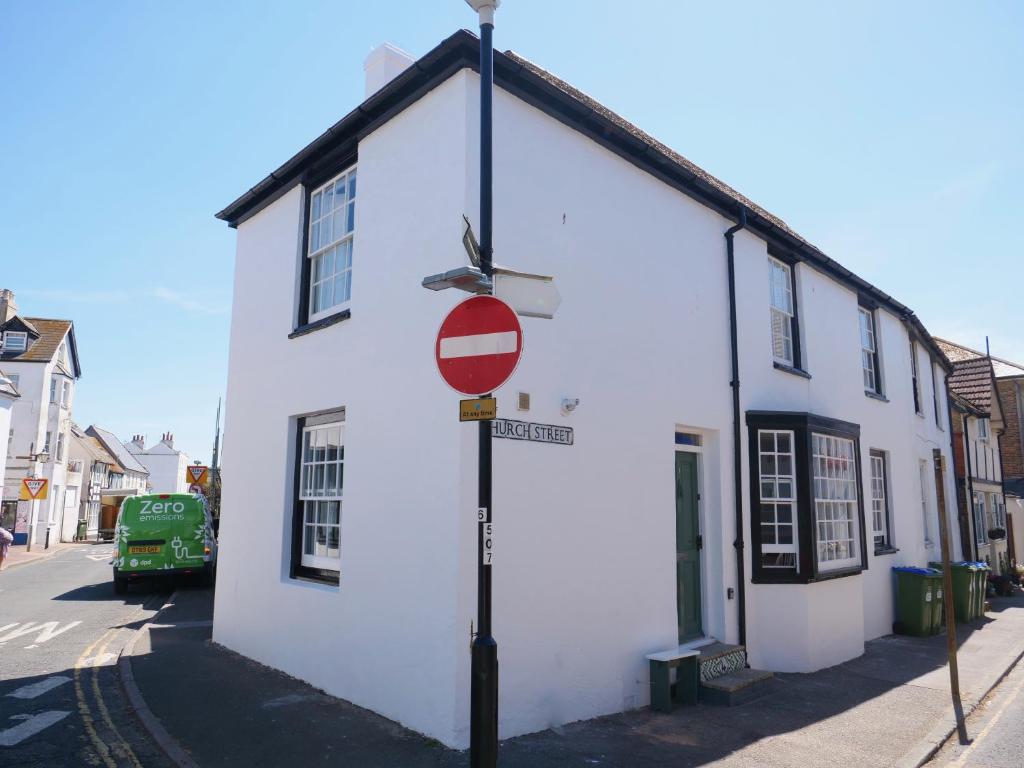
[114,574,128,595]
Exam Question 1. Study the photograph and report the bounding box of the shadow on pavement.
[123,590,1024,768]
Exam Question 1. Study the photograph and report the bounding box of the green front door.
[676,451,702,642]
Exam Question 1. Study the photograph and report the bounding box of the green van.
[112,493,217,593]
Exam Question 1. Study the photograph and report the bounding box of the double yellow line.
[74,628,143,768]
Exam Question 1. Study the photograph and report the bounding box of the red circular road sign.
[435,295,523,396]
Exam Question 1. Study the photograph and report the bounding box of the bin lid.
[892,567,933,575]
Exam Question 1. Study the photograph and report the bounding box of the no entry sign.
[436,295,523,396]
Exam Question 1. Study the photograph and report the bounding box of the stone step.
[699,668,774,706]
[697,642,746,683]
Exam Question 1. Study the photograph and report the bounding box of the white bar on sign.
[6,675,72,699]
[439,331,517,360]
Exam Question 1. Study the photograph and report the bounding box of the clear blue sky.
[2,1,1021,461]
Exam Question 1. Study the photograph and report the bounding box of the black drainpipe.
[962,411,979,561]
[725,207,748,648]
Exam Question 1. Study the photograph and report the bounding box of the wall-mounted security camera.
[561,397,580,415]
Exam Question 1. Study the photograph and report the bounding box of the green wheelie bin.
[931,561,977,622]
[893,567,936,636]
[974,562,990,618]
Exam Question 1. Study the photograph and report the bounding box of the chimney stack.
[0,289,17,323]
[162,432,174,448]
[363,43,415,99]
[131,434,145,450]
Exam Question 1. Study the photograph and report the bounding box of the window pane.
[760,432,775,452]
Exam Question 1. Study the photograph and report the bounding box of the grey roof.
[85,425,149,475]
[214,30,953,372]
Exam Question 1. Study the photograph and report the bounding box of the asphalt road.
[930,653,1024,767]
[0,543,174,767]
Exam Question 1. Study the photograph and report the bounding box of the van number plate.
[128,545,161,554]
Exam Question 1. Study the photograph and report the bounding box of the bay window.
[973,491,987,545]
[747,412,867,583]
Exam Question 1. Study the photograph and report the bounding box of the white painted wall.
[129,443,191,493]
[0,345,77,544]
[216,65,960,747]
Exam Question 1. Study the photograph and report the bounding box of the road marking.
[6,675,72,699]
[0,710,72,746]
[75,630,119,768]
[87,554,112,562]
[79,652,117,667]
[0,621,82,644]
[947,665,1024,767]
[90,629,143,768]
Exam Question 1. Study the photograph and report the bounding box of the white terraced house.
[213,32,962,747]
[0,289,83,546]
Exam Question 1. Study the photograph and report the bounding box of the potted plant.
[988,527,1007,541]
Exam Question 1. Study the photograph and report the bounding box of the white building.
[0,289,83,546]
[212,33,962,748]
[0,370,18,531]
[126,432,192,494]
[68,423,125,541]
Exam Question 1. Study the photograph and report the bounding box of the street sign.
[436,295,522,396]
[186,465,209,485]
[491,419,574,446]
[20,478,48,500]
[460,397,497,422]
[493,268,561,319]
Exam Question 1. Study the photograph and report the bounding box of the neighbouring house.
[0,289,83,546]
[937,339,1010,572]
[85,425,150,539]
[0,369,19,531]
[126,432,193,494]
[213,32,962,747]
[994,356,1024,568]
[68,423,126,541]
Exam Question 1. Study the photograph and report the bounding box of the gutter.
[724,207,748,649]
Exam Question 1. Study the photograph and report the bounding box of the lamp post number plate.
[482,523,494,566]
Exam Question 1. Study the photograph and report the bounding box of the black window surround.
[869,449,897,555]
[289,410,344,586]
[747,411,869,585]
[767,247,806,375]
[291,152,358,336]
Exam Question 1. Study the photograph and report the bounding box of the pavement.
[122,589,1024,768]
[0,540,175,766]
[929,650,1024,767]
[2,541,79,570]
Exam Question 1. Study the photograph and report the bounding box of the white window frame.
[3,331,27,352]
[768,257,795,366]
[812,433,861,571]
[56,431,65,462]
[932,364,943,430]
[306,166,357,323]
[298,419,345,571]
[6,373,18,390]
[869,450,891,551]
[859,308,879,393]
[977,418,989,441]
[49,378,57,403]
[973,491,987,545]
[61,380,71,408]
[758,429,798,570]
[43,430,52,455]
